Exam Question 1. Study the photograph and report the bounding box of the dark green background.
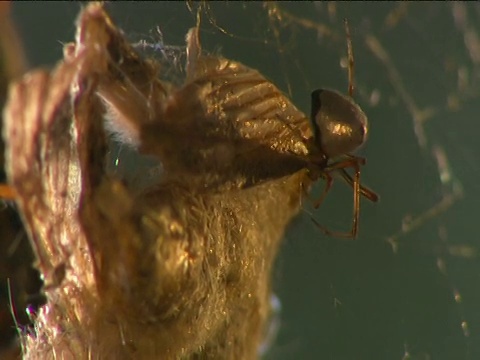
[10,2,480,359]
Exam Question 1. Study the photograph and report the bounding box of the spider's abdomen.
[311,89,368,158]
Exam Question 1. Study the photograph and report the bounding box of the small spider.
[289,19,379,238]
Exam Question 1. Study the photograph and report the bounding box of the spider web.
[6,2,480,359]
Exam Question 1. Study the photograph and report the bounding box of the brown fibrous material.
[3,4,315,359]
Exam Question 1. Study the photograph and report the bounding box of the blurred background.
[2,2,480,359]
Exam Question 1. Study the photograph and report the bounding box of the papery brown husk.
[3,4,313,359]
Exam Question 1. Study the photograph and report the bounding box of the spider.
[285,19,379,238]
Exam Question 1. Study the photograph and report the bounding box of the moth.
[2,4,376,359]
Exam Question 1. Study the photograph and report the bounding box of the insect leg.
[310,156,364,238]
[313,172,334,209]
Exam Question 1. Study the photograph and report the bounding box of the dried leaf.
[4,4,311,359]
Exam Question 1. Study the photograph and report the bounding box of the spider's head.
[310,89,368,158]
